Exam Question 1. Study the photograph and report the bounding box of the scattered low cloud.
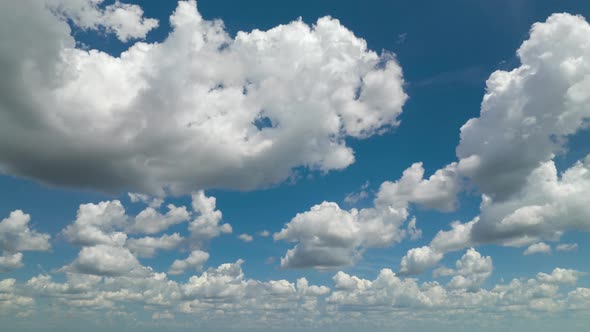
[0,211,51,272]
[276,161,461,270]
[343,181,370,205]
[168,250,210,275]
[556,243,578,252]
[238,233,253,243]
[67,244,144,277]
[399,246,443,275]
[126,233,184,258]
[524,242,552,256]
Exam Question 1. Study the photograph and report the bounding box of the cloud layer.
[3,256,587,331]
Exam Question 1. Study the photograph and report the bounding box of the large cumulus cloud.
[456,13,590,200]
[398,13,590,273]
[0,0,407,195]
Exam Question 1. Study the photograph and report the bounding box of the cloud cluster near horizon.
[0,203,588,330]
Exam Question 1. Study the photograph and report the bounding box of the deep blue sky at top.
[1,0,590,285]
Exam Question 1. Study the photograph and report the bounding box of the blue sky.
[1,0,590,331]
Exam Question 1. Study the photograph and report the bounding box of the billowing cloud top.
[396,12,590,277]
[0,0,407,195]
[457,13,590,200]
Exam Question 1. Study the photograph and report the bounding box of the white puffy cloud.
[0,278,34,316]
[406,217,422,240]
[425,154,590,265]
[343,181,370,205]
[537,268,584,285]
[416,13,590,260]
[456,13,590,200]
[0,210,50,273]
[26,269,176,309]
[331,271,372,291]
[325,265,589,323]
[567,287,590,311]
[128,192,164,209]
[0,278,16,293]
[524,242,552,256]
[168,250,210,275]
[343,190,369,205]
[399,246,443,275]
[69,244,143,277]
[296,277,330,297]
[54,191,236,285]
[333,14,590,278]
[238,233,253,243]
[63,200,128,246]
[127,204,190,235]
[0,253,23,273]
[63,191,230,266]
[274,197,418,269]
[181,259,247,300]
[430,218,477,253]
[189,191,232,247]
[327,269,448,308]
[64,198,191,251]
[434,155,590,253]
[377,162,461,212]
[47,0,158,42]
[26,272,102,296]
[276,161,460,270]
[0,0,407,195]
[178,259,330,320]
[556,243,578,252]
[60,201,160,274]
[126,233,184,258]
[472,157,590,247]
[0,210,51,253]
[454,248,493,277]
[51,190,236,294]
[274,202,362,269]
[445,248,493,290]
[409,157,590,270]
